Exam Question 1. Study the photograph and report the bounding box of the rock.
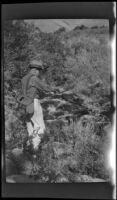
[44,113,55,120]
[45,119,58,123]
[54,111,65,117]
[57,100,70,107]
[56,176,69,183]
[21,160,33,176]
[58,113,73,119]
[6,175,36,183]
[61,91,83,104]
[57,103,72,112]
[6,176,16,183]
[10,148,34,175]
[47,105,56,114]
[103,124,111,134]
[41,99,61,108]
[73,174,106,182]
[37,176,49,183]
[5,133,12,142]
[6,158,18,176]
[39,90,88,124]
[92,178,106,182]
[11,148,23,157]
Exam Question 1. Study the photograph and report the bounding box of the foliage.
[4,20,112,182]
[24,117,110,182]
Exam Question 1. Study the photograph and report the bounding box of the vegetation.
[4,20,112,182]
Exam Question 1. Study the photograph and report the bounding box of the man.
[18,60,53,150]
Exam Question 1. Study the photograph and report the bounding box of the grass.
[4,23,112,182]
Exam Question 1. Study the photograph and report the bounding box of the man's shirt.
[20,72,50,105]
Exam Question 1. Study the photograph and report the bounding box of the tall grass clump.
[31,117,110,182]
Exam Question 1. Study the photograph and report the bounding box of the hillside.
[4,20,112,183]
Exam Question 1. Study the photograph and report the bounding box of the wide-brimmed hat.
[29,60,44,70]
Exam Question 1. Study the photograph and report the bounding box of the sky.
[25,19,109,33]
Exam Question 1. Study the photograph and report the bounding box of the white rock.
[11,148,23,157]
[6,175,36,183]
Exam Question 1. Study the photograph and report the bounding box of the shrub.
[24,117,111,182]
[4,20,111,182]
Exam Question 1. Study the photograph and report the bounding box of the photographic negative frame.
[1,2,116,199]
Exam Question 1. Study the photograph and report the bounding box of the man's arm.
[29,76,50,93]
[29,76,64,94]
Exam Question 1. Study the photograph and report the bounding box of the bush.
[4,20,111,182]
[23,117,110,182]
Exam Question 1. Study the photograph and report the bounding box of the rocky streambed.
[41,90,89,123]
[5,89,111,183]
[6,147,107,183]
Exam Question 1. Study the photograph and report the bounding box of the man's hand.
[50,91,54,95]
[51,86,63,91]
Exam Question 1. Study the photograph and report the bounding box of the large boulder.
[6,174,36,183]
[7,148,34,176]
[6,158,18,176]
[11,148,23,157]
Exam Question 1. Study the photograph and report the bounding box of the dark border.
[1,2,115,199]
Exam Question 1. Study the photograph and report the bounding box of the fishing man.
[18,60,54,150]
